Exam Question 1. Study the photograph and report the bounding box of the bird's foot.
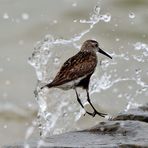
[83,111,94,116]
[84,110,107,118]
[94,110,107,118]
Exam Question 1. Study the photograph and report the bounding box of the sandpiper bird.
[41,40,112,117]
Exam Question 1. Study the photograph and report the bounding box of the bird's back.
[48,51,97,87]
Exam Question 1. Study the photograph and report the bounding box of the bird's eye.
[95,43,98,47]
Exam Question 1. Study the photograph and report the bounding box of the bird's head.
[81,40,112,59]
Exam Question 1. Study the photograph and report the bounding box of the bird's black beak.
[98,48,112,59]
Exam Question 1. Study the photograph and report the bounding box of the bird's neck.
[80,50,98,61]
[80,49,96,54]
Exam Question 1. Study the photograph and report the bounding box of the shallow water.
[0,0,148,147]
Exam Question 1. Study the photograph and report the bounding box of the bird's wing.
[50,51,97,86]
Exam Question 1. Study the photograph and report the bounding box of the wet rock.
[112,103,148,123]
[4,104,148,148]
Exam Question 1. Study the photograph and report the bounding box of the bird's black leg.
[75,73,107,118]
[74,88,93,116]
[74,88,84,109]
[86,89,107,118]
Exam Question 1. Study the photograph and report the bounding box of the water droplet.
[94,6,100,14]
[3,13,9,19]
[21,13,29,20]
[5,80,11,85]
[133,55,144,62]
[27,103,33,108]
[18,40,24,45]
[134,42,148,51]
[25,126,35,140]
[118,94,122,98]
[125,69,129,72]
[114,24,118,27]
[135,68,142,74]
[116,38,120,42]
[72,2,77,7]
[104,14,111,22]
[128,85,133,90]
[100,13,111,22]
[53,20,58,24]
[113,69,117,72]
[44,34,54,42]
[53,57,60,65]
[73,19,77,23]
[129,12,135,19]
[80,19,87,23]
[113,88,118,93]
[3,125,7,129]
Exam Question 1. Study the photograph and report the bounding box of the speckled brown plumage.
[48,51,97,88]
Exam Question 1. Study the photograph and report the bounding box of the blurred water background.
[0,0,148,147]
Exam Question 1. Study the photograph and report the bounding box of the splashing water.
[128,12,135,19]
[28,3,148,145]
[3,13,9,19]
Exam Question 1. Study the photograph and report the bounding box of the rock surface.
[4,104,148,148]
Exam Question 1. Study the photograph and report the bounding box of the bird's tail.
[40,83,53,90]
